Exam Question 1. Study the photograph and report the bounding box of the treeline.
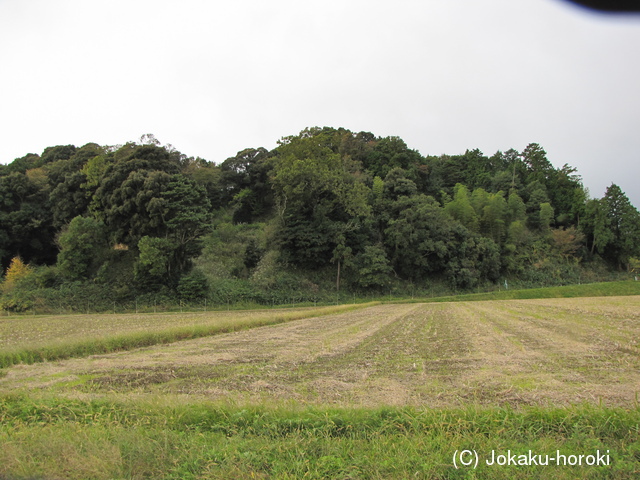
[1,128,639,311]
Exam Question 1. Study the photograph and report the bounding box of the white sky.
[1,0,639,207]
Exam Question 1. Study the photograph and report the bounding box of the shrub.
[0,294,33,313]
[177,270,210,301]
[354,245,392,289]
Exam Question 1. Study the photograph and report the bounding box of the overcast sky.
[1,0,639,207]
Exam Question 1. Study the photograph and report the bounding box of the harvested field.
[0,307,320,350]
[2,296,639,408]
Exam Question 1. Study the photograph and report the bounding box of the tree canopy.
[1,128,638,308]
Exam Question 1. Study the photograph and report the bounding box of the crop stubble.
[1,296,639,408]
[0,308,318,350]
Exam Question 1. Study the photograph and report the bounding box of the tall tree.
[521,143,553,186]
[445,184,478,232]
[0,172,56,267]
[363,136,422,179]
[271,129,370,267]
[602,184,640,269]
[158,175,213,276]
[92,143,182,245]
[506,189,527,224]
[582,198,613,255]
[57,216,109,280]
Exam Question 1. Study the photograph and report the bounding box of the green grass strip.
[0,303,377,369]
[1,395,639,479]
[406,280,640,304]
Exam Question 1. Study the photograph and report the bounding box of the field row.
[2,296,639,408]
[0,307,324,349]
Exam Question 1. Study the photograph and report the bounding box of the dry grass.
[0,307,319,350]
[2,296,639,409]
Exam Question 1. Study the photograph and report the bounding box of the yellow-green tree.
[2,256,31,292]
[445,184,478,232]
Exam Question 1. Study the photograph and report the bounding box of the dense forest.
[1,127,639,312]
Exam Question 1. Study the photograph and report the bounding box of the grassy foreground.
[0,396,638,479]
[0,303,376,369]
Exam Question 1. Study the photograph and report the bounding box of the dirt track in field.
[2,297,640,408]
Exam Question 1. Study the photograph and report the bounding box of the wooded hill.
[1,127,639,311]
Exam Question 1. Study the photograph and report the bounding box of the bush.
[0,294,33,313]
[177,270,210,301]
[354,245,392,289]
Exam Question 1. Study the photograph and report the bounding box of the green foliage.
[371,175,384,206]
[183,158,224,208]
[507,220,529,246]
[480,190,507,243]
[385,195,450,279]
[506,189,526,223]
[602,183,640,268]
[0,295,34,313]
[198,221,266,281]
[2,129,638,309]
[363,135,422,179]
[135,236,174,286]
[539,202,554,231]
[354,245,392,289]
[385,195,499,287]
[583,197,613,255]
[92,144,181,242]
[525,182,550,229]
[57,216,108,280]
[100,170,174,243]
[271,129,371,267]
[81,153,109,183]
[243,238,263,270]
[0,171,57,266]
[49,171,90,228]
[250,249,280,286]
[220,147,273,220]
[444,183,478,231]
[521,142,553,185]
[177,269,209,301]
[383,167,417,200]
